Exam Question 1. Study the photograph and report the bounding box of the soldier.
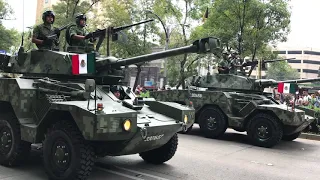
[228,51,244,75]
[32,10,60,50]
[66,13,95,53]
[217,50,230,74]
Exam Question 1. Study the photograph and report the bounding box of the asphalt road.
[1,125,320,180]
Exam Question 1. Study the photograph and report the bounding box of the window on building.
[45,0,48,3]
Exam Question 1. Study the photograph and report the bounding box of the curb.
[299,133,320,141]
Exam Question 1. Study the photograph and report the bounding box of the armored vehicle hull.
[0,18,221,179]
[0,76,193,179]
[151,88,315,148]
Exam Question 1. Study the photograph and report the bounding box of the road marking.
[114,166,171,180]
[96,167,145,180]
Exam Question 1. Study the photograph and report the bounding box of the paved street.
[1,125,320,180]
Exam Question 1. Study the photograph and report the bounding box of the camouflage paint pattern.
[0,77,192,155]
[150,89,315,135]
[32,23,59,50]
[68,25,94,48]
[0,36,221,156]
[4,37,221,77]
[186,74,320,92]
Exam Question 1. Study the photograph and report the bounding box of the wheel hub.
[207,117,217,130]
[52,140,70,171]
[257,125,269,139]
[0,127,12,155]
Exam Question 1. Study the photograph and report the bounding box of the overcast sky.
[2,0,319,50]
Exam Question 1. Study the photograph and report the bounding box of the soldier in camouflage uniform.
[228,51,243,75]
[32,10,60,50]
[217,50,230,74]
[66,13,95,53]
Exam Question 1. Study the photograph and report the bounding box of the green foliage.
[196,0,291,61]
[51,0,98,50]
[266,59,299,81]
[91,0,158,57]
[0,0,13,22]
[158,0,214,88]
[0,0,19,52]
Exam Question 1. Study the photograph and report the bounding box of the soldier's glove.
[42,36,54,46]
[85,32,94,39]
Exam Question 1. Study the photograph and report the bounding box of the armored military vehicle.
[0,18,221,180]
[151,66,320,148]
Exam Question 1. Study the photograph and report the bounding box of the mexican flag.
[277,82,297,93]
[71,53,95,75]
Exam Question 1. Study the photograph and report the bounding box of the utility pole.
[258,58,262,79]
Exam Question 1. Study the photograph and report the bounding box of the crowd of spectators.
[275,90,320,108]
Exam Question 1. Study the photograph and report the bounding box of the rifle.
[85,19,154,55]
[46,23,73,40]
[244,58,296,77]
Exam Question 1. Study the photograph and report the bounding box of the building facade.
[35,0,60,23]
[249,48,320,79]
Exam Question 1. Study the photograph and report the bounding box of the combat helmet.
[42,10,55,24]
[75,13,87,27]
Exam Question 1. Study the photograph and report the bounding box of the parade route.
[1,125,320,180]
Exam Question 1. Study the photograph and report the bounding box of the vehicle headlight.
[184,115,188,124]
[123,119,131,131]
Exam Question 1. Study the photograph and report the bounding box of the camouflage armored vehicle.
[0,18,220,180]
[151,67,319,148]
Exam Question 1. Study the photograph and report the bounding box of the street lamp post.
[145,10,169,86]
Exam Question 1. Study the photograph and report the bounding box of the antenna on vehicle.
[18,0,25,54]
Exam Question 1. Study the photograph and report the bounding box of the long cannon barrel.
[95,37,221,68]
[112,44,197,66]
[255,78,320,87]
[112,19,154,33]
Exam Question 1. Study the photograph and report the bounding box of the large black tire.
[0,113,31,166]
[247,113,283,148]
[43,121,95,180]
[139,133,178,164]
[198,106,227,138]
[179,124,193,134]
[282,131,301,141]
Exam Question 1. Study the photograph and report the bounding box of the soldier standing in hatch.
[67,14,95,52]
[32,10,59,50]
[217,50,231,74]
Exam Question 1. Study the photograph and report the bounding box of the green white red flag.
[277,82,297,93]
[72,53,95,75]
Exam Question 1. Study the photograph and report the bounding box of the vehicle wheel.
[198,106,227,138]
[282,132,301,141]
[247,113,283,148]
[139,133,178,164]
[43,121,95,180]
[0,113,31,166]
[179,124,193,134]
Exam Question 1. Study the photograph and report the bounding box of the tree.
[51,0,100,50]
[0,0,19,52]
[152,0,211,88]
[91,0,161,90]
[198,0,291,61]
[265,60,299,81]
